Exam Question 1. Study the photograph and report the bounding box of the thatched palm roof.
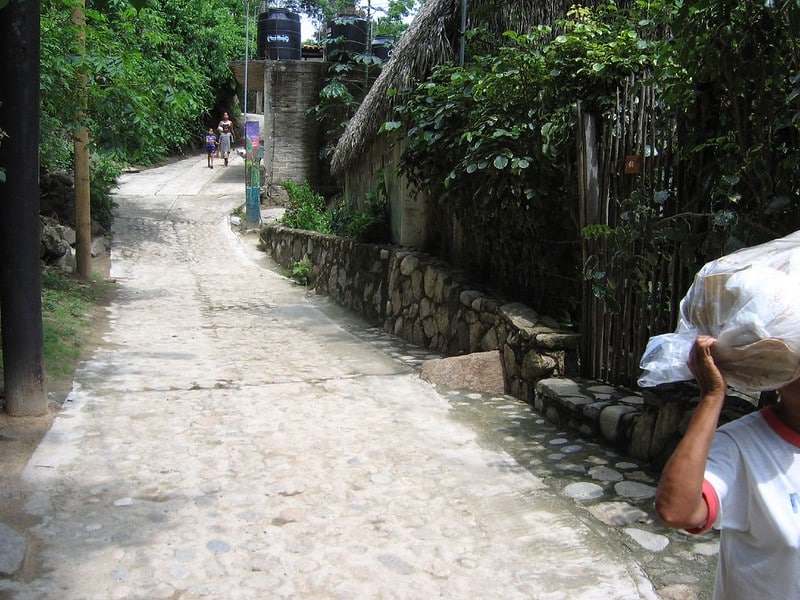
[330,0,599,176]
[330,0,459,176]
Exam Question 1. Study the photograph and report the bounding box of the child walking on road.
[218,125,233,166]
[205,128,217,168]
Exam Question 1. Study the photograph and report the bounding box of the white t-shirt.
[218,118,234,136]
[695,406,800,600]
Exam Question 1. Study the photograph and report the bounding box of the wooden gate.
[577,77,694,388]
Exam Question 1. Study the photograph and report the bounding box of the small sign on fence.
[624,155,642,174]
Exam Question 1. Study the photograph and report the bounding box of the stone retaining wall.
[259,224,758,465]
[261,224,580,394]
[535,378,756,466]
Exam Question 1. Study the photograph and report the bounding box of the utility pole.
[0,0,48,416]
[243,0,249,121]
[74,0,92,279]
[243,0,261,228]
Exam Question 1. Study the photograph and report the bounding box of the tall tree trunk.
[0,0,48,415]
[74,0,92,279]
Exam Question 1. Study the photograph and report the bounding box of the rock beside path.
[420,350,505,394]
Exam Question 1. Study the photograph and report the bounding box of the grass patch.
[0,270,117,385]
[41,270,117,381]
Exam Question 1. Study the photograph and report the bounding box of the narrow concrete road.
[3,155,662,599]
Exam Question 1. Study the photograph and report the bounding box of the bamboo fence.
[579,76,694,388]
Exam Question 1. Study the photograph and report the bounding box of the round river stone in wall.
[588,465,624,483]
[563,482,604,501]
[614,481,657,500]
[586,501,648,527]
[623,528,670,552]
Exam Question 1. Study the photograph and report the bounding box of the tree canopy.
[395,0,800,274]
[42,0,246,168]
[36,0,250,226]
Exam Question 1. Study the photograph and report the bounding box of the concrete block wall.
[262,61,328,192]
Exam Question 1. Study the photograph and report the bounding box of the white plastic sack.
[638,231,800,391]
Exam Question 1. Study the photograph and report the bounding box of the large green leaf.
[493,155,509,169]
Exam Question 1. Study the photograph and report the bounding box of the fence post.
[577,103,603,379]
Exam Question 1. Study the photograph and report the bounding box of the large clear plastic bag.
[638,231,800,391]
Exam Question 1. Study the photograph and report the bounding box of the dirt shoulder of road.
[0,253,112,579]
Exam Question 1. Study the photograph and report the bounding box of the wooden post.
[74,0,92,278]
[577,103,602,380]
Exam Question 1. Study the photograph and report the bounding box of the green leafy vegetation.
[397,3,663,220]
[575,0,800,311]
[309,1,418,159]
[281,180,332,233]
[309,60,364,161]
[664,0,800,251]
[39,0,248,216]
[289,257,312,286]
[392,0,799,317]
[329,184,389,242]
[281,180,390,243]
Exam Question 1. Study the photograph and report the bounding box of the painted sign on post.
[244,121,261,228]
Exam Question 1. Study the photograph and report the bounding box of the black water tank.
[257,8,301,60]
[326,14,367,62]
[371,36,394,62]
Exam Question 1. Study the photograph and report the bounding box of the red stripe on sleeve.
[685,479,719,534]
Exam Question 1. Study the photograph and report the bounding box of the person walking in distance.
[218,125,233,167]
[205,128,217,168]
[655,335,800,600]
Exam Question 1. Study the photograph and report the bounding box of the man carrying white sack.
[655,335,800,599]
[646,232,800,600]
